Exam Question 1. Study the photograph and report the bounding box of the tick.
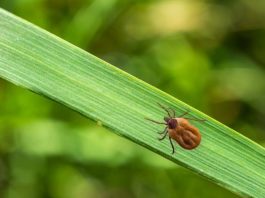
[146,103,205,154]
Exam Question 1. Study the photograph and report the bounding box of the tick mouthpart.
[164,117,170,122]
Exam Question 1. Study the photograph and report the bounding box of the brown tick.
[146,103,205,154]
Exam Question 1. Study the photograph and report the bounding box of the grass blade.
[0,8,265,198]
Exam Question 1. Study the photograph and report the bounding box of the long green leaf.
[0,8,264,198]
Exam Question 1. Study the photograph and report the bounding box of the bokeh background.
[0,0,265,197]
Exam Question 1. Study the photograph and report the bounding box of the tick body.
[146,104,205,154]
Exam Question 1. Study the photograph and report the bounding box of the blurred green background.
[0,0,265,197]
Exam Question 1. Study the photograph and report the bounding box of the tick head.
[164,117,178,129]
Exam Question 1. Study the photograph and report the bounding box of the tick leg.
[169,137,175,154]
[157,103,172,118]
[178,110,190,118]
[184,117,206,122]
[158,127,168,134]
[158,130,168,141]
[168,108,176,117]
[145,118,166,125]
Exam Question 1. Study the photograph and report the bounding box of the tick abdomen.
[169,118,201,149]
